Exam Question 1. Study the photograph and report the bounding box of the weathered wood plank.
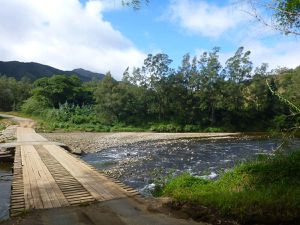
[11,127,140,213]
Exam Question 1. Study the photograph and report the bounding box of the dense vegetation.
[160,150,300,224]
[0,47,299,132]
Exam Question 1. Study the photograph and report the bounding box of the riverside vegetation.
[0,47,299,132]
[1,47,299,224]
[157,150,300,224]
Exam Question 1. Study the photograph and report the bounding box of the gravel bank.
[41,132,239,153]
[0,125,17,144]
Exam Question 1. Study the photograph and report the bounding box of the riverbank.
[159,150,300,225]
[42,132,240,154]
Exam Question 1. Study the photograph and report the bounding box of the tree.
[32,75,84,108]
[245,0,300,35]
[140,53,173,120]
[197,47,224,125]
[94,73,119,124]
[0,76,32,111]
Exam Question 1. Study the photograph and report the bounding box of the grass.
[161,150,300,224]
[0,124,5,131]
[0,116,4,131]
[36,121,149,133]
[0,116,11,131]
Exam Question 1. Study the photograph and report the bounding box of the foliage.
[32,75,92,107]
[0,76,32,111]
[275,0,300,34]
[93,47,295,132]
[161,150,300,224]
[3,46,296,132]
[0,125,4,131]
[150,124,183,132]
[21,97,51,116]
[246,0,300,35]
[0,116,13,131]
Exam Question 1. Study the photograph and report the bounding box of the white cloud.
[167,0,250,38]
[195,39,300,70]
[243,40,300,70]
[0,0,145,79]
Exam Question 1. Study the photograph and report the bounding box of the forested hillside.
[0,61,104,81]
[0,47,299,132]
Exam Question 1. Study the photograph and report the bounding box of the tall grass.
[161,150,300,224]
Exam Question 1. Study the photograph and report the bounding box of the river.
[82,136,300,195]
[0,163,12,221]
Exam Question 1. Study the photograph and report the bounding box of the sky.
[0,0,300,80]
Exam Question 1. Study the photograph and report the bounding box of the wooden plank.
[30,146,61,208]
[44,145,112,200]
[21,146,34,209]
[35,145,93,206]
[24,146,44,208]
[44,145,128,201]
[66,196,94,201]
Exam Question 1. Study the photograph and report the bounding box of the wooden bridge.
[9,127,139,216]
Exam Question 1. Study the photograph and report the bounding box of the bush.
[183,125,202,132]
[110,124,145,132]
[204,127,224,132]
[150,124,183,132]
[21,97,51,116]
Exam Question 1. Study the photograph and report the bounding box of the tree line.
[0,46,299,132]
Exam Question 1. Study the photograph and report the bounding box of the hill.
[72,68,105,81]
[0,61,105,81]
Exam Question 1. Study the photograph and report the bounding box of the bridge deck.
[10,127,139,216]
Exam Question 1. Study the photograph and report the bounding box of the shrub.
[21,97,51,116]
[150,124,183,132]
[204,127,224,132]
[183,125,202,132]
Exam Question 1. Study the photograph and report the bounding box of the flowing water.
[1,136,299,220]
[0,163,12,221]
[82,136,300,195]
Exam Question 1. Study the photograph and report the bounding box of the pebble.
[41,132,238,154]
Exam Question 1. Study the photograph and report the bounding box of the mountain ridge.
[0,61,105,81]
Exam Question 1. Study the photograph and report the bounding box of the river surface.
[82,137,300,195]
[0,163,12,221]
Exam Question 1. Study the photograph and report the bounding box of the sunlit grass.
[162,150,300,224]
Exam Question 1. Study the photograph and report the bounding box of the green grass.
[0,125,5,131]
[161,150,300,224]
[150,124,224,133]
[0,117,5,131]
[0,116,8,131]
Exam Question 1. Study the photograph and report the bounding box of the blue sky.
[0,0,299,79]
[100,0,300,69]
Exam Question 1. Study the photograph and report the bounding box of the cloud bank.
[169,0,300,70]
[167,0,248,38]
[0,0,145,79]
